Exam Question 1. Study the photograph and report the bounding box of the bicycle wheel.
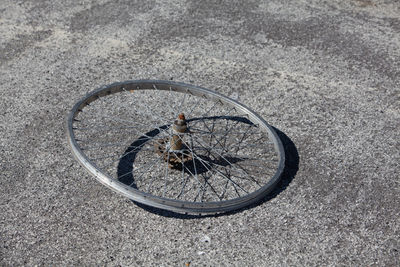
[67,80,285,214]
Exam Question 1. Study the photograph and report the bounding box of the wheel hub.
[154,113,193,169]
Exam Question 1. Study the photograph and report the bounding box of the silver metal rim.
[66,80,285,214]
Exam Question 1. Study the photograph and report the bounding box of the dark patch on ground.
[146,0,399,80]
[385,17,400,32]
[69,0,156,32]
[0,30,52,65]
[353,0,376,8]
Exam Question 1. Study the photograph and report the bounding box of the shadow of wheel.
[116,116,299,218]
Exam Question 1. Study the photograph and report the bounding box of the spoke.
[74,125,141,131]
[177,156,188,199]
[181,152,186,196]
[191,127,274,177]
[185,94,204,118]
[202,173,223,201]
[180,135,241,200]
[220,165,263,187]
[122,87,172,126]
[190,151,248,195]
[234,123,257,154]
[220,177,230,199]
[201,117,241,151]
[190,146,265,186]
[182,133,249,181]
[234,161,275,176]
[191,101,222,122]
[190,134,248,176]
[191,136,262,186]
[89,148,153,161]
[189,147,266,162]
[189,134,199,183]
[168,150,209,200]
[166,86,180,118]
[188,106,236,127]
[179,91,187,114]
[207,117,216,158]
[162,149,170,197]
[96,110,175,144]
[116,156,160,181]
[135,158,164,189]
[99,133,166,169]
[95,113,166,133]
[81,141,138,150]
[189,127,260,136]
[189,132,211,202]
[178,141,248,195]
[144,144,173,193]
[176,171,189,199]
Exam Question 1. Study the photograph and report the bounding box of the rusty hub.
[154,113,193,169]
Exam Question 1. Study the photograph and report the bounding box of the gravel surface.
[1,0,399,266]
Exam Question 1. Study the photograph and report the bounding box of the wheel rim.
[67,80,285,214]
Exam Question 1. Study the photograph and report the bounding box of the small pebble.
[200,235,211,243]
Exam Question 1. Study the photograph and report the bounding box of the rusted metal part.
[154,113,192,169]
[170,113,187,151]
[154,137,192,169]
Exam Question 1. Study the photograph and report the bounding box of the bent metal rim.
[66,80,285,214]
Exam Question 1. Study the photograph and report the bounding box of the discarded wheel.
[67,80,285,214]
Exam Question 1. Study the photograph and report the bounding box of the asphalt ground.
[1,0,399,266]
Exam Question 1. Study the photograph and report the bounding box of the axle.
[154,113,192,169]
[169,113,187,151]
